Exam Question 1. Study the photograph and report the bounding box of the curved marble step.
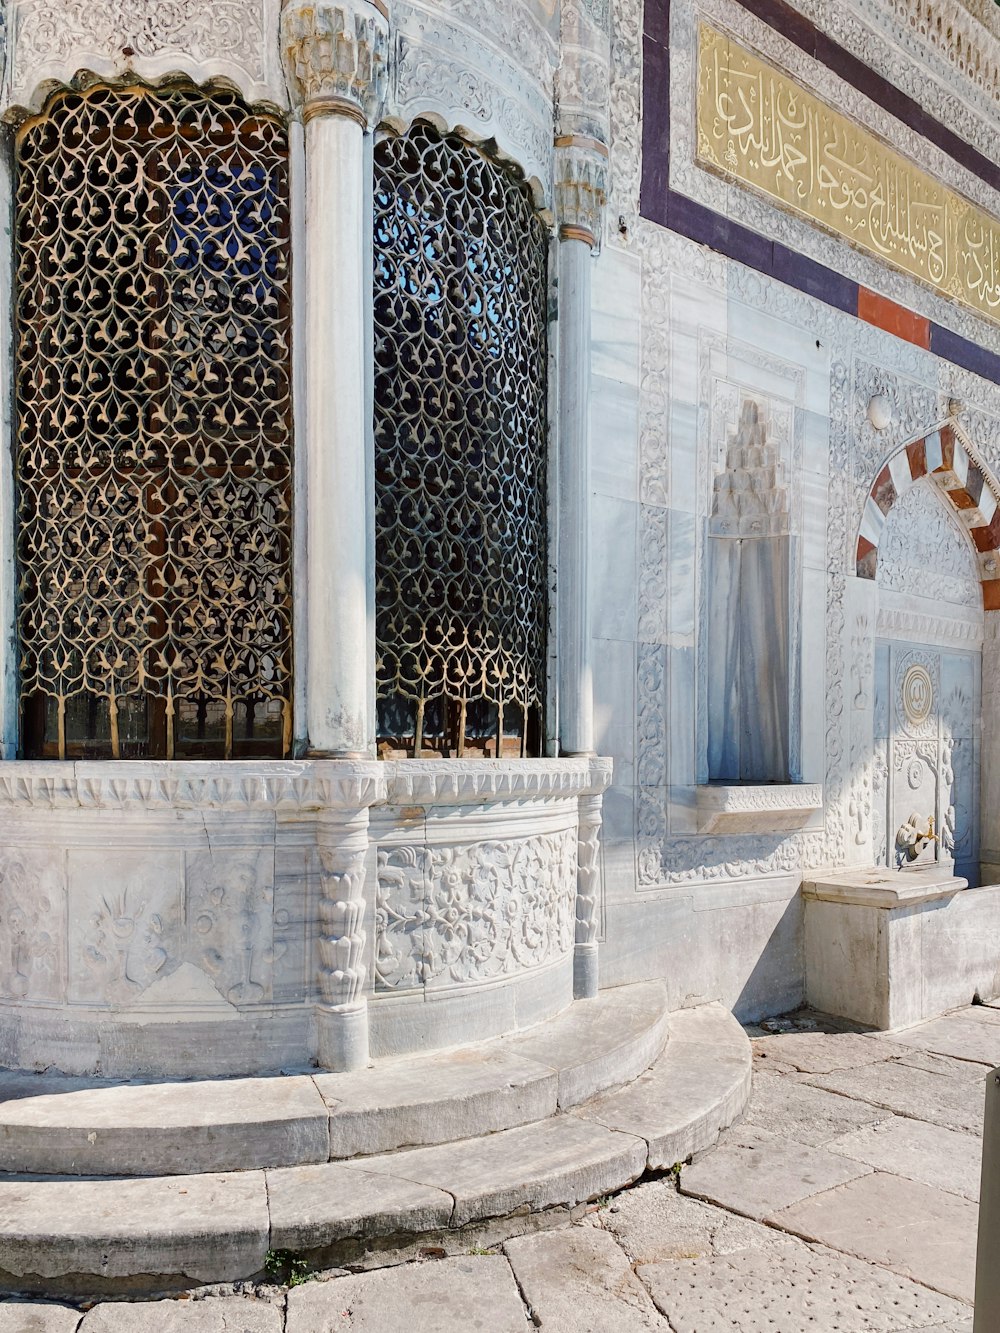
[0,981,669,1177]
[0,1003,751,1296]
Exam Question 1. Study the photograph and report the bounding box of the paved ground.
[2,1003,994,1331]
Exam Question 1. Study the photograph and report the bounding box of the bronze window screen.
[373,122,550,759]
[14,84,294,761]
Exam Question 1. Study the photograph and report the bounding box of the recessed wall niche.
[705,399,792,782]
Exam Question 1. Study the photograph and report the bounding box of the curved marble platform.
[0,990,752,1295]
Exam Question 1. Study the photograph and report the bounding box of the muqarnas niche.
[706,399,791,783]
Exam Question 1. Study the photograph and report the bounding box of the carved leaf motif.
[375,830,577,992]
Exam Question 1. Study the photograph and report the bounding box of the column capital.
[282,0,390,129]
[554,138,609,252]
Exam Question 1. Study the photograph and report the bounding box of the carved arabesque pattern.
[372,122,549,757]
[13,0,266,69]
[375,827,577,991]
[15,85,294,761]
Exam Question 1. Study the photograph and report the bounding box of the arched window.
[373,122,549,759]
[15,84,294,760]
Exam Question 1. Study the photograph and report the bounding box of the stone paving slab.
[80,1299,282,1331]
[891,1012,1000,1067]
[285,1256,531,1331]
[600,1176,796,1266]
[828,1115,983,1201]
[749,1031,909,1074]
[0,1172,269,1285]
[742,1071,886,1146]
[0,1076,329,1178]
[679,1126,871,1221]
[805,1060,986,1134]
[772,1171,979,1303]
[353,1115,648,1227]
[265,1163,454,1252]
[0,1303,81,1331]
[504,1223,669,1331]
[636,1243,973,1333]
[896,1049,994,1083]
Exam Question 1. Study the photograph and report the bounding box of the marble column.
[282,0,389,758]
[555,142,607,998]
[555,140,607,761]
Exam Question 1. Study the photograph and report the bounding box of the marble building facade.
[0,0,997,1079]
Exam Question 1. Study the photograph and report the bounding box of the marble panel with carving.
[876,479,983,610]
[375,827,577,993]
[186,848,278,1006]
[68,849,185,1006]
[6,0,282,113]
[0,849,67,1002]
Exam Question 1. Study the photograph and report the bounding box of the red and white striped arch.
[856,424,1000,608]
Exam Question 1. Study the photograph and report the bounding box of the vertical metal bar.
[975,1067,1000,1330]
[521,703,529,759]
[165,683,175,761]
[495,696,504,760]
[225,686,234,761]
[457,695,467,759]
[109,684,121,761]
[57,694,66,761]
[282,699,293,759]
[414,695,425,759]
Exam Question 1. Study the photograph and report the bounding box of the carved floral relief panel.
[8,0,279,112]
[0,849,67,1002]
[375,828,577,993]
[66,844,287,1008]
[69,849,185,1005]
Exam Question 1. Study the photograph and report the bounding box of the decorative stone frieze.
[7,0,279,113]
[384,757,612,809]
[554,141,609,251]
[281,0,390,125]
[0,760,386,813]
[374,827,577,993]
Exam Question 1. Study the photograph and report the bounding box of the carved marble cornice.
[281,0,390,127]
[0,756,613,813]
[0,760,387,813]
[554,139,609,251]
[384,756,614,806]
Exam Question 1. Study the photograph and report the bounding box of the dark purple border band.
[639,0,1000,385]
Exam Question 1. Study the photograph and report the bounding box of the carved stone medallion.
[902,663,934,727]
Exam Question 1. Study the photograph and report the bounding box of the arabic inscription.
[696,24,1000,324]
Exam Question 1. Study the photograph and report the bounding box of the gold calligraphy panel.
[696,23,1000,324]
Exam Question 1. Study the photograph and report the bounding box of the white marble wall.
[588,203,1000,1018]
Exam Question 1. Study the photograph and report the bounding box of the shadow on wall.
[732,891,805,1024]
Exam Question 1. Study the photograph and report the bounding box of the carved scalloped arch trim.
[3,65,287,125]
[856,421,1000,607]
[377,109,551,213]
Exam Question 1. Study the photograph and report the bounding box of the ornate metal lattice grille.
[373,123,550,758]
[15,85,294,761]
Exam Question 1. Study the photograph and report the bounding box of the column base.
[316,1002,370,1071]
[574,943,599,1000]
